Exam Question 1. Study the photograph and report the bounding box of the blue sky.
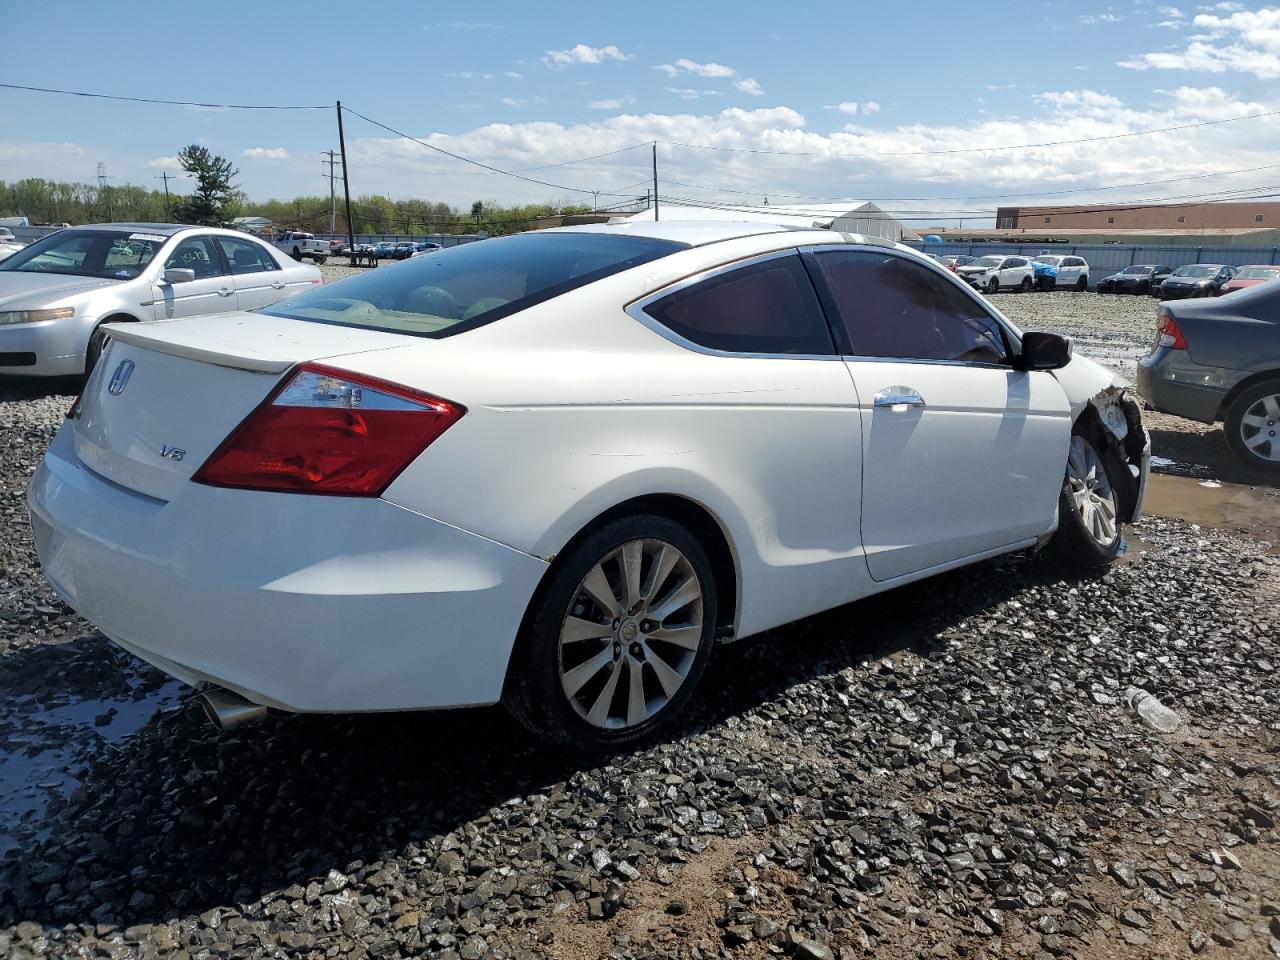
[4,1,1280,223]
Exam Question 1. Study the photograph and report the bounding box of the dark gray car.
[1137,283,1280,470]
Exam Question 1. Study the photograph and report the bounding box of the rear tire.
[1224,379,1280,472]
[1019,277,1033,293]
[505,514,717,752]
[1075,275,1088,291]
[1043,427,1125,573]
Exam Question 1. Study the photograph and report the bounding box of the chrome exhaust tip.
[199,688,268,730]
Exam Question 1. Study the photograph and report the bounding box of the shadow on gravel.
[0,550,1085,929]
[1149,426,1280,489]
[0,376,80,403]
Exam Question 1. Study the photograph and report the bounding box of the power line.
[0,82,328,110]
[341,105,644,198]
[657,109,1280,159]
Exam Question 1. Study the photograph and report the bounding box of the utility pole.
[651,142,659,222]
[156,172,172,220]
[336,101,357,264]
[321,150,341,234]
[97,162,114,221]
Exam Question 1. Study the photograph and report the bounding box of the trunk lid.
[73,313,420,500]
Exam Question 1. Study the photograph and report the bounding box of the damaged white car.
[28,222,1149,750]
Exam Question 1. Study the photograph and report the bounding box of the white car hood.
[0,272,117,309]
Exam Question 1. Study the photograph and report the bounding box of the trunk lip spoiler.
[103,322,294,374]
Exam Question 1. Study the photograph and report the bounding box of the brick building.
[995,201,1280,231]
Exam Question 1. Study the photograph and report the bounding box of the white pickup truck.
[273,231,329,264]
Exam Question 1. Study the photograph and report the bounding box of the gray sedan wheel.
[1066,434,1119,546]
[1225,380,1280,471]
[1044,428,1125,572]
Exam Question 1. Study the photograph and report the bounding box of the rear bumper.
[28,424,548,712]
[1136,351,1230,423]
[0,318,88,377]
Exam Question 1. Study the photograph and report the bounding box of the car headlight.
[0,307,75,326]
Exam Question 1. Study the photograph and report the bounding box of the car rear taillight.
[1156,310,1187,350]
[193,364,464,496]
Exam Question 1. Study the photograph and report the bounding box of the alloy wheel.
[1239,392,1280,462]
[557,539,704,730]
[1066,435,1118,545]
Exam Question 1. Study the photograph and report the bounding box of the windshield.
[1121,266,1152,275]
[1173,265,1217,278]
[261,231,688,337]
[1032,256,1062,265]
[0,229,167,279]
[971,256,1003,268]
[1234,266,1280,280]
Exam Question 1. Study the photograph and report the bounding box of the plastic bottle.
[1125,687,1181,733]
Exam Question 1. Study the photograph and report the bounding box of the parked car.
[1029,255,1090,291]
[1137,283,1280,471]
[1219,264,1280,295]
[933,255,976,272]
[0,239,25,263]
[0,223,321,377]
[1156,263,1236,300]
[272,231,329,265]
[328,239,346,254]
[28,222,1149,749]
[0,228,16,244]
[415,241,443,253]
[392,242,418,260]
[373,242,398,259]
[956,255,1036,293]
[1096,264,1173,295]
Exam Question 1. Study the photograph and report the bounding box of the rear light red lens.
[193,363,464,496]
[1157,310,1187,350]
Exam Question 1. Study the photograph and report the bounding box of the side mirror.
[162,267,196,284]
[1018,331,1072,371]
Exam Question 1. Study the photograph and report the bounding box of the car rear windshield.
[262,232,687,337]
[1121,266,1152,274]
[1173,265,1217,278]
[0,230,167,279]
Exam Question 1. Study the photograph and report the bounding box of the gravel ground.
[1,295,1277,960]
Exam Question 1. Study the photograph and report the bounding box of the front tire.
[1075,275,1088,291]
[291,247,302,261]
[1224,380,1280,472]
[987,277,1000,294]
[505,514,718,751]
[1043,429,1125,572]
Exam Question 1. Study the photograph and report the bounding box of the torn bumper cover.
[1090,388,1151,522]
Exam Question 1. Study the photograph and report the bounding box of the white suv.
[1031,254,1090,291]
[956,255,1035,293]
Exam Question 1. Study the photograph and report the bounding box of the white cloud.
[661,58,737,78]
[1080,12,1123,23]
[1120,5,1280,78]
[146,155,181,169]
[504,71,523,79]
[543,43,630,67]
[825,100,879,115]
[242,147,290,161]
[589,97,629,110]
[502,97,527,107]
[863,100,881,114]
[1159,5,1185,15]
[735,78,764,96]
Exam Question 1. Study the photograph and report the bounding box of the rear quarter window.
[641,254,835,356]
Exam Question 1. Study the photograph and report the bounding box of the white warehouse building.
[615,200,920,243]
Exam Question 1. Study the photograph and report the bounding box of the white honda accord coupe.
[28,221,1149,750]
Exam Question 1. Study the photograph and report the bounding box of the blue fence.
[314,233,481,248]
[907,241,1280,284]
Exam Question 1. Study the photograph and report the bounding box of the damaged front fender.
[1051,355,1151,522]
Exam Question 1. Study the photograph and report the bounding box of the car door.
[805,247,1072,582]
[150,234,236,319]
[1057,258,1078,287]
[215,234,291,309]
[1001,256,1027,288]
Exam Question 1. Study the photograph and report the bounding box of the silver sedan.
[0,223,322,377]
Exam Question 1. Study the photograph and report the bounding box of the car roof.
[75,223,190,235]
[545,219,807,247]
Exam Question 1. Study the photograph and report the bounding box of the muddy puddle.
[1142,472,1280,549]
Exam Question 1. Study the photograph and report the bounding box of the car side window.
[1006,257,1027,268]
[217,236,279,275]
[810,250,1012,365]
[164,235,225,279]
[642,254,835,355]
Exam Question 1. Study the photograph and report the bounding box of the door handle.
[873,386,926,409]
[217,287,234,297]
[271,281,285,290]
